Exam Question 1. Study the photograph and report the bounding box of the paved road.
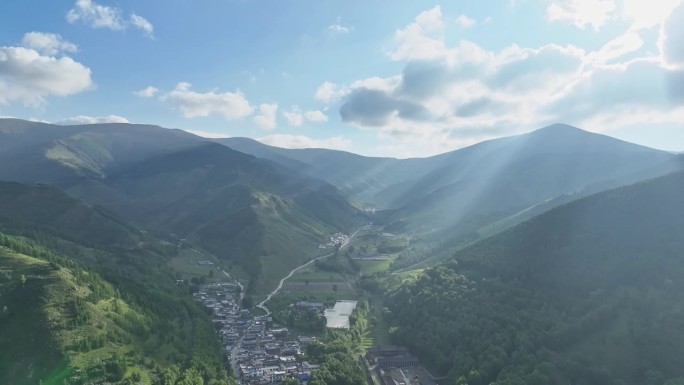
[256,227,363,316]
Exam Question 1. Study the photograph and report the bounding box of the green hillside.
[385,172,684,385]
[0,181,142,248]
[0,232,233,385]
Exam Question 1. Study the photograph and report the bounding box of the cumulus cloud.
[328,17,353,34]
[283,107,304,126]
[134,86,159,97]
[67,0,125,30]
[56,114,129,125]
[66,0,154,37]
[21,32,77,56]
[283,106,329,126]
[0,46,92,106]
[252,103,278,129]
[455,15,476,28]
[304,110,328,122]
[332,5,684,156]
[257,134,351,150]
[390,5,448,61]
[661,3,684,69]
[314,81,349,104]
[546,0,616,30]
[161,82,253,120]
[623,0,683,30]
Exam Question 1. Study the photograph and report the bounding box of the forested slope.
[385,171,684,385]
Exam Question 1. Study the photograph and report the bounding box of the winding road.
[256,227,363,316]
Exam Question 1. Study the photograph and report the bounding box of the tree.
[281,377,299,385]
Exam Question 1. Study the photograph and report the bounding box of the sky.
[1,0,683,157]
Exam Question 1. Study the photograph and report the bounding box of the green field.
[289,269,347,283]
[357,253,401,275]
[168,248,229,283]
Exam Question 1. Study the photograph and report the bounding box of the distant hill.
[222,125,682,243]
[385,171,684,385]
[0,119,363,294]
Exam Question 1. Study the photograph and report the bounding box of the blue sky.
[1,0,683,157]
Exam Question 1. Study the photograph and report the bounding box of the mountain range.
[2,118,682,292]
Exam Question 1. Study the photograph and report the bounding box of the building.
[367,345,420,369]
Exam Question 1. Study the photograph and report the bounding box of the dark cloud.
[339,88,431,126]
[398,60,480,100]
[663,4,684,68]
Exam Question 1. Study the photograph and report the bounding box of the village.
[191,226,438,385]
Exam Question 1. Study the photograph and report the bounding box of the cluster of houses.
[366,345,436,385]
[319,232,350,249]
[193,283,321,384]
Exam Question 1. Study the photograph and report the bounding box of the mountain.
[221,125,682,242]
[0,118,203,184]
[216,137,429,204]
[75,142,363,293]
[0,119,363,294]
[385,171,684,385]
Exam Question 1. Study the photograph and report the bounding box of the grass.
[289,270,347,283]
[168,247,228,283]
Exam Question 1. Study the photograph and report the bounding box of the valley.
[2,117,684,385]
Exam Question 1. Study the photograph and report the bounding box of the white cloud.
[283,106,304,126]
[546,0,616,30]
[252,103,278,129]
[21,32,77,56]
[333,5,684,156]
[283,106,329,126]
[56,114,129,125]
[415,6,444,31]
[314,81,350,104]
[134,86,159,97]
[66,0,153,37]
[304,110,328,122]
[162,82,253,120]
[328,17,354,34]
[587,31,643,65]
[391,6,447,61]
[0,46,92,106]
[455,15,476,28]
[623,0,683,30]
[130,13,154,37]
[66,0,126,30]
[257,134,351,150]
[184,129,230,139]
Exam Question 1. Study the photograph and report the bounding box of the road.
[220,269,245,373]
[256,227,363,316]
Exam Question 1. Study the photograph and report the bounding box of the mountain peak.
[532,123,586,135]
